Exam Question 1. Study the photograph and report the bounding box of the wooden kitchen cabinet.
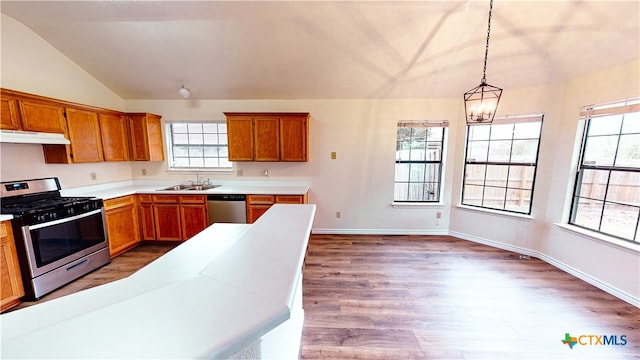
[129,113,164,161]
[0,97,20,130]
[246,193,307,223]
[253,116,280,161]
[146,195,207,241]
[17,100,67,134]
[66,108,104,162]
[99,112,131,161]
[138,195,156,240]
[226,116,254,161]
[1,221,25,312]
[43,107,104,164]
[225,112,309,162]
[179,195,208,239]
[279,114,309,161]
[152,195,182,241]
[104,196,141,257]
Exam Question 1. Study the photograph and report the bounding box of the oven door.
[21,208,109,278]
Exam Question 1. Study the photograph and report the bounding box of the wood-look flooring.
[300,235,639,360]
[8,235,639,360]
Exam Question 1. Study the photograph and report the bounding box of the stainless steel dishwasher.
[207,194,247,224]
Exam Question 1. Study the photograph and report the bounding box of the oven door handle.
[27,208,104,230]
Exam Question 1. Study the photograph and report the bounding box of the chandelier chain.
[482,0,494,84]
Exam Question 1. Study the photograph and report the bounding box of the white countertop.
[60,179,310,200]
[1,204,316,359]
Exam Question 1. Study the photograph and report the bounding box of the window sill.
[455,204,534,220]
[554,223,640,253]
[167,168,233,174]
[392,202,445,209]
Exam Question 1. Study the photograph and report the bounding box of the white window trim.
[164,121,233,173]
[394,121,448,203]
[460,112,544,215]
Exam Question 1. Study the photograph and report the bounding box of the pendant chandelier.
[464,0,502,125]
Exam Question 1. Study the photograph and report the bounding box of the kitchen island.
[1,204,316,359]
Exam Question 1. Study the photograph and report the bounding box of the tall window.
[461,114,543,214]
[166,122,231,170]
[394,121,447,202]
[570,98,640,243]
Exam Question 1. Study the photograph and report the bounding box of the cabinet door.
[18,100,67,133]
[247,204,272,224]
[139,201,156,240]
[104,196,140,257]
[66,108,104,162]
[180,204,208,239]
[99,113,130,161]
[0,98,20,130]
[279,115,308,162]
[129,113,164,161]
[153,204,182,240]
[1,221,24,312]
[226,116,254,161]
[253,116,280,161]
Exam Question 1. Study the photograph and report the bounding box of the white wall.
[450,60,640,304]
[125,98,459,234]
[0,14,132,188]
[2,14,638,304]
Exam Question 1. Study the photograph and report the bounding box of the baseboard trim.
[311,228,449,236]
[449,231,640,308]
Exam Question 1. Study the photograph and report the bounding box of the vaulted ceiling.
[2,1,638,100]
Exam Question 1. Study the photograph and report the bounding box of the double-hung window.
[166,122,232,170]
[569,98,640,243]
[394,121,447,202]
[461,114,543,214]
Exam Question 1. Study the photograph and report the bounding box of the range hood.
[0,130,70,145]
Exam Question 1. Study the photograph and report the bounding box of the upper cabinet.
[42,107,104,164]
[18,101,67,134]
[99,112,131,162]
[129,113,164,161]
[225,112,309,162]
[0,97,20,130]
[0,88,162,164]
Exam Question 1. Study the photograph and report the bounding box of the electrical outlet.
[141,168,147,176]
[331,151,337,160]
[236,169,243,176]
[263,169,269,176]
[436,212,441,219]
[90,172,97,181]
[336,211,341,218]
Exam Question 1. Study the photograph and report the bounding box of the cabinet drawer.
[138,194,153,204]
[275,195,304,204]
[179,195,206,204]
[152,195,180,204]
[104,195,135,210]
[247,195,275,204]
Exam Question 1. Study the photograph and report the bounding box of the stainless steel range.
[0,177,110,300]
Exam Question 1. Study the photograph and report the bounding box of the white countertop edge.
[60,179,310,199]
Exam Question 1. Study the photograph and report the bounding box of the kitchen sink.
[158,184,221,191]
[161,185,193,191]
[186,184,221,190]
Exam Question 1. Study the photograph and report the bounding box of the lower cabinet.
[1,220,24,312]
[139,194,208,241]
[246,193,308,223]
[104,195,141,257]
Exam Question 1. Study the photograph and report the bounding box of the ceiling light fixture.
[464,0,502,125]
[178,84,191,98]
